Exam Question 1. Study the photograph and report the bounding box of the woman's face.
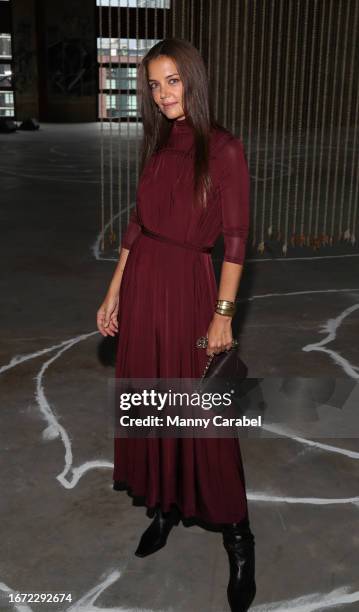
[147,55,186,121]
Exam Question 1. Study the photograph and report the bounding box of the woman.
[97,38,256,612]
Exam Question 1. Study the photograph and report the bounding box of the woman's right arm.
[97,206,142,337]
[97,247,130,337]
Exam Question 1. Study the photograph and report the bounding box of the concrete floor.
[0,124,359,611]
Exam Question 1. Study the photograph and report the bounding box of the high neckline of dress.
[166,114,195,151]
[172,115,192,131]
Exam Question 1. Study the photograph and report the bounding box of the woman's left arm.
[206,138,250,357]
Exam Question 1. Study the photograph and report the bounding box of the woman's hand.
[205,312,233,356]
[97,292,119,337]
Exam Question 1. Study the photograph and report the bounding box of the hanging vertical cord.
[181,0,185,39]
[319,0,341,244]
[230,0,240,135]
[214,0,221,118]
[207,0,212,77]
[154,4,157,40]
[307,0,329,246]
[99,0,106,252]
[261,0,275,249]
[171,0,175,39]
[247,1,257,249]
[267,0,283,247]
[108,5,114,245]
[347,3,359,246]
[117,0,122,247]
[278,0,294,255]
[330,0,350,242]
[190,0,194,43]
[315,0,337,245]
[239,1,249,142]
[135,2,139,188]
[163,0,167,38]
[254,0,267,254]
[276,0,293,256]
[300,0,318,247]
[145,1,148,87]
[292,0,308,248]
[126,0,130,226]
[283,0,300,253]
[198,0,203,55]
[350,86,359,245]
[340,0,358,246]
[222,0,231,127]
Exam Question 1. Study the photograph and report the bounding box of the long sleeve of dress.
[120,207,142,251]
[217,137,250,265]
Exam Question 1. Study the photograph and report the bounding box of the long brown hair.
[137,38,222,209]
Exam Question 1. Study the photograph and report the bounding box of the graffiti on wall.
[13,20,36,94]
[47,36,95,95]
[46,9,96,96]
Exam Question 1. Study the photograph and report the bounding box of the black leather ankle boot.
[134,507,180,558]
[222,518,256,611]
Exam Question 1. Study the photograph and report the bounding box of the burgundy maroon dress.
[113,115,250,525]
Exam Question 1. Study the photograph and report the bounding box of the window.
[97,37,160,62]
[97,0,170,120]
[99,66,137,90]
[0,90,13,116]
[0,33,12,59]
[0,32,14,116]
[96,1,170,7]
[99,92,137,118]
[97,38,161,119]
[0,63,11,88]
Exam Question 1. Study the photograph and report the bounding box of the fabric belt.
[140,224,213,254]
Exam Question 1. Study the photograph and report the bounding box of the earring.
[157,106,161,113]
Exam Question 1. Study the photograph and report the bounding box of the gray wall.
[12,0,97,122]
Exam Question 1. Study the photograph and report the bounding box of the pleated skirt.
[113,232,249,525]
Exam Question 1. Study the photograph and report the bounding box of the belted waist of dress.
[140,224,213,254]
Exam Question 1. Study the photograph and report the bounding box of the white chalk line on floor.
[32,332,113,489]
[248,492,359,506]
[0,332,98,375]
[1,573,359,612]
[240,290,359,380]
[241,287,359,301]
[262,424,359,459]
[251,585,359,612]
[302,303,359,379]
[0,567,160,612]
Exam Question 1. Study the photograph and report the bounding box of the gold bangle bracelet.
[215,310,235,319]
[216,299,235,307]
[215,305,236,311]
[215,306,236,317]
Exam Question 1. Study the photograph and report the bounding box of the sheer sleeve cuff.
[120,207,142,251]
[216,137,250,265]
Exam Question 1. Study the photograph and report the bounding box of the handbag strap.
[196,336,239,379]
[201,353,216,379]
